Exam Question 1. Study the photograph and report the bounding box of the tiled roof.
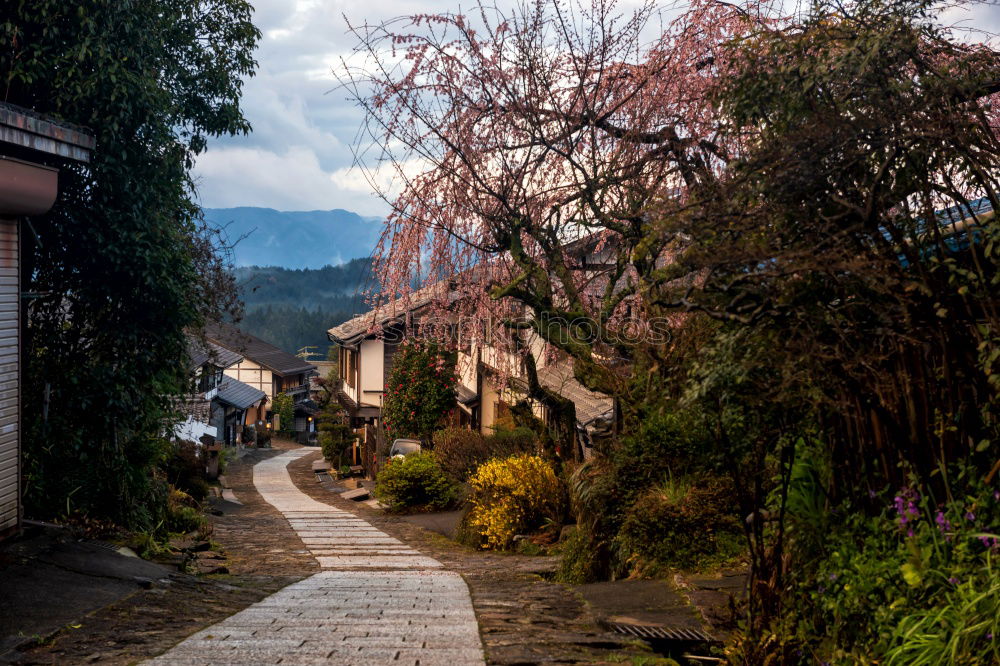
[327,281,454,344]
[294,399,319,415]
[538,359,614,425]
[215,377,267,410]
[187,336,243,371]
[175,395,212,423]
[455,384,479,405]
[205,322,317,377]
[0,101,96,162]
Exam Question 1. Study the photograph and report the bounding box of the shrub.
[463,454,564,550]
[611,411,710,490]
[383,340,457,441]
[486,427,537,457]
[166,487,206,533]
[740,478,1000,665]
[556,525,606,584]
[373,451,458,513]
[163,440,209,502]
[320,418,356,465]
[433,426,537,481]
[562,408,717,581]
[217,446,233,476]
[272,393,294,436]
[614,475,742,574]
[433,427,489,480]
[317,390,356,463]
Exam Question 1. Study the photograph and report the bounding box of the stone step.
[340,487,371,502]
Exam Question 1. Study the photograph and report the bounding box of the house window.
[198,365,222,393]
[346,350,357,388]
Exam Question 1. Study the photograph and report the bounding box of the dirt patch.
[286,451,658,664]
[8,447,315,665]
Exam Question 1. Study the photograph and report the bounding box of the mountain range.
[228,259,375,356]
[203,207,382,269]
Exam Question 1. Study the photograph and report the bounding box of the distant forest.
[232,258,374,355]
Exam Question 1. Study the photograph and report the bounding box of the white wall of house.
[174,417,217,442]
[479,378,500,434]
[223,358,273,399]
[481,343,521,377]
[526,326,548,371]
[359,338,384,407]
[458,347,477,394]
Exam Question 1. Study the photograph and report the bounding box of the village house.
[326,282,455,470]
[176,336,268,447]
[0,102,94,540]
[326,235,619,470]
[205,322,319,441]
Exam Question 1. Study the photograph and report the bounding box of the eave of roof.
[537,360,614,426]
[328,282,451,344]
[456,384,479,405]
[215,378,267,410]
[205,322,318,376]
[0,101,95,162]
[187,336,243,371]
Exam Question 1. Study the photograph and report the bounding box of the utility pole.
[296,345,322,360]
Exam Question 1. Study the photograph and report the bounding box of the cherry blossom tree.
[340,0,767,448]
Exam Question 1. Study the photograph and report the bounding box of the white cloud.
[193,146,388,214]
[195,0,469,216]
[196,0,1000,216]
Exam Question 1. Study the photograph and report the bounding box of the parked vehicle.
[389,438,421,458]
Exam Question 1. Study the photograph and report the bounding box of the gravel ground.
[284,451,661,665]
[10,443,707,665]
[8,445,313,665]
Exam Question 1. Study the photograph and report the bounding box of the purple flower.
[948,576,960,585]
[894,488,920,529]
[935,510,953,539]
[994,490,1000,501]
[829,573,838,581]
[965,511,976,522]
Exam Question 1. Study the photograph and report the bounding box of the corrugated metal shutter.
[0,219,18,537]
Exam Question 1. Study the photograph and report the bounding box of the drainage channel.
[603,621,722,664]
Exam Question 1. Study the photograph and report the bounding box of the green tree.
[2,0,260,528]
[272,393,294,436]
[312,368,356,464]
[677,0,1000,650]
[383,340,456,442]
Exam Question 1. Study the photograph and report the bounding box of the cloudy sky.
[192,0,1000,218]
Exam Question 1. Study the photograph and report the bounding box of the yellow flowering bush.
[463,454,564,550]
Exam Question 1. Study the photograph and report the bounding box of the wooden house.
[0,103,94,540]
[179,336,267,447]
[205,322,318,439]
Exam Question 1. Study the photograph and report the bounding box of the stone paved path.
[149,450,484,665]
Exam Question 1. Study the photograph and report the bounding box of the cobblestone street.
[150,450,484,665]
